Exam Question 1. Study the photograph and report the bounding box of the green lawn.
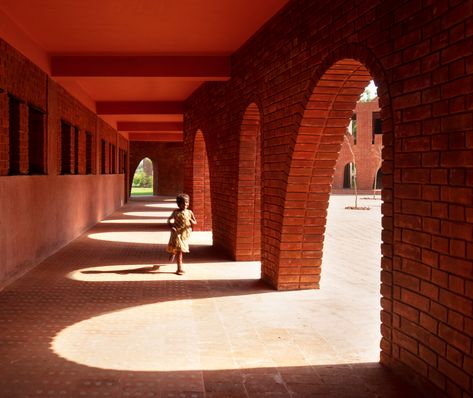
[131,187,154,196]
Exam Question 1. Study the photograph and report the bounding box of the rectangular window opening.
[28,106,46,175]
[8,95,21,175]
[86,132,93,174]
[101,139,106,174]
[74,127,79,174]
[110,144,116,174]
[372,111,382,144]
[61,121,72,174]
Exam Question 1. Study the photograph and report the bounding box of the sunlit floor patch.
[87,231,170,244]
[51,289,380,372]
[145,202,176,208]
[87,231,213,245]
[101,219,167,224]
[123,211,170,218]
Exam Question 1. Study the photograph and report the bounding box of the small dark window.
[374,168,383,190]
[123,151,128,175]
[372,111,382,144]
[101,139,106,174]
[343,163,355,189]
[86,132,93,174]
[61,121,72,174]
[8,95,21,175]
[108,144,115,174]
[111,144,116,174]
[118,148,123,174]
[74,127,79,174]
[28,106,46,175]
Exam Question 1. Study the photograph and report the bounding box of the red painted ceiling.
[0,0,289,140]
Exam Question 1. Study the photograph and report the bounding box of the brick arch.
[128,155,158,196]
[267,45,394,294]
[235,103,262,260]
[192,130,212,231]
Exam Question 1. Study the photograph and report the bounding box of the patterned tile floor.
[0,195,422,397]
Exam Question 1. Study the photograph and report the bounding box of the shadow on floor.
[0,196,425,398]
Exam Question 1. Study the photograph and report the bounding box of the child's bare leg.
[169,252,175,262]
[176,252,185,274]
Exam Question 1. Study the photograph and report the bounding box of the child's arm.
[167,210,177,230]
[189,210,197,225]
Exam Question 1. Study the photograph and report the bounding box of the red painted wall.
[184,1,473,396]
[0,38,128,289]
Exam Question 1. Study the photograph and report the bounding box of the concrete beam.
[117,121,183,131]
[96,101,183,115]
[51,55,230,79]
[128,132,183,142]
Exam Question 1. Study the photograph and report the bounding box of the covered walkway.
[0,196,418,397]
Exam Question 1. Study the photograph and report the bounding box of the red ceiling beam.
[117,121,183,131]
[128,132,183,142]
[96,101,183,115]
[51,56,230,79]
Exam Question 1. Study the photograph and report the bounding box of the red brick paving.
[0,196,422,397]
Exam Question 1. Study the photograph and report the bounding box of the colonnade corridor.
[0,196,420,397]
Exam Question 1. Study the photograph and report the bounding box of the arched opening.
[274,56,392,293]
[235,103,261,261]
[192,130,212,231]
[343,162,355,189]
[271,54,393,368]
[131,157,154,197]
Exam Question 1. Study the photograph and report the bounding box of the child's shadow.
[81,266,175,275]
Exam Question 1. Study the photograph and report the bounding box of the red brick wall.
[0,39,47,176]
[49,79,97,175]
[0,38,128,289]
[190,130,212,232]
[236,103,261,260]
[332,99,383,192]
[184,0,473,396]
[129,141,184,196]
[97,118,119,175]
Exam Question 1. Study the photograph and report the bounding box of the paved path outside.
[0,195,421,397]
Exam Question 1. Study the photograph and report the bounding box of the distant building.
[332,99,382,193]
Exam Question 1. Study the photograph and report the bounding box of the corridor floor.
[0,196,421,398]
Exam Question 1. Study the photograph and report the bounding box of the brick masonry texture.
[129,141,184,196]
[0,38,128,290]
[332,99,383,192]
[0,1,472,397]
[183,0,473,396]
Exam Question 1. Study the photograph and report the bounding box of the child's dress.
[167,209,194,254]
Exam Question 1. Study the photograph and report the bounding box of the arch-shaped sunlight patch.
[87,231,170,244]
[51,285,379,372]
[87,231,213,245]
[122,211,169,218]
[50,299,267,371]
[100,219,166,224]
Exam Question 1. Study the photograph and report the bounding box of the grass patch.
[131,187,153,196]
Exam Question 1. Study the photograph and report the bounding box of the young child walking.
[166,193,197,275]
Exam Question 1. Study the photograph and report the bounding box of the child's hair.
[176,193,190,206]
